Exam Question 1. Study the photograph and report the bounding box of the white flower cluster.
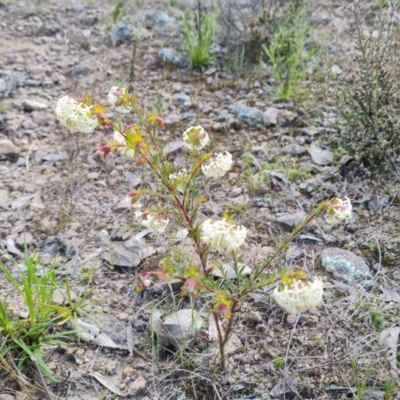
[272,278,324,315]
[108,86,131,114]
[55,96,97,134]
[169,169,189,193]
[201,219,247,252]
[183,126,210,150]
[113,131,135,159]
[325,197,352,224]
[135,211,169,233]
[202,152,233,179]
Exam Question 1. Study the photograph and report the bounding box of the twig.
[31,356,55,400]
[0,353,34,399]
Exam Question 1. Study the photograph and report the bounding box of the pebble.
[321,248,374,289]
[276,210,307,230]
[158,48,182,67]
[110,23,132,46]
[277,109,297,127]
[0,139,21,159]
[22,99,48,112]
[263,107,278,126]
[129,376,147,395]
[234,103,263,126]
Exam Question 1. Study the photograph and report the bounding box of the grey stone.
[0,139,21,159]
[321,248,374,289]
[163,140,185,156]
[234,103,263,126]
[110,23,132,46]
[16,232,33,247]
[263,107,278,126]
[158,48,182,67]
[276,210,307,230]
[176,94,192,108]
[286,245,305,262]
[22,99,48,112]
[164,113,181,125]
[144,12,171,28]
[184,112,196,121]
[217,110,229,122]
[282,144,306,156]
[69,65,90,77]
[172,82,182,92]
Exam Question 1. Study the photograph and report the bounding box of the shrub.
[331,1,400,174]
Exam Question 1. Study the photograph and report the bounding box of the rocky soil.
[0,0,400,399]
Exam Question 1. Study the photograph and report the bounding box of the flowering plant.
[55,88,352,370]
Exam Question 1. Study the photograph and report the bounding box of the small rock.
[234,103,263,126]
[16,232,34,247]
[263,107,279,126]
[0,189,9,207]
[158,48,182,67]
[217,110,229,122]
[277,109,297,127]
[110,23,132,46]
[176,94,191,108]
[82,29,91,38]
[172,82,182,92]
[144,12,171,28]
[321,248,374,289]
[184,112,196,121]
[123,171,141,187]
[22,99,48,112]
[117,312,129,321]
[30,111,50,126]
[123,366,134,377]
[48,361,57,370]
[87,172,99,180]
[163,140,185,156]
[0,139,21,159]
[69,65,90,78]
[276,210,307,230]
[230,187,242,197]
[42,237,62,257]
[286,245,305,262]
[164,113,181,125]
[282,144,306,156]
[129,376,146,395]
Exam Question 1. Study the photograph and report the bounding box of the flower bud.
[98,145,111,158]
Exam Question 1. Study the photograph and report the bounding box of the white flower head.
[201,218,247,252]
[183,126,210,150]
[113,130,135,159]
[325,197,352,224]
[108,86,131,114]
[202,151,233,179]
[273,278,324,315]
[55,95,97,134]
[169,169,189,193]
[135,211,169,233]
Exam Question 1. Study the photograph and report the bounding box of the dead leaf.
[309,142,334,165]
[382,287,400,303]
[11,195,34,210]
[68,319,128,350]
[89,371,125,396]
[211,262,252,279]
[150,308,203,348]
